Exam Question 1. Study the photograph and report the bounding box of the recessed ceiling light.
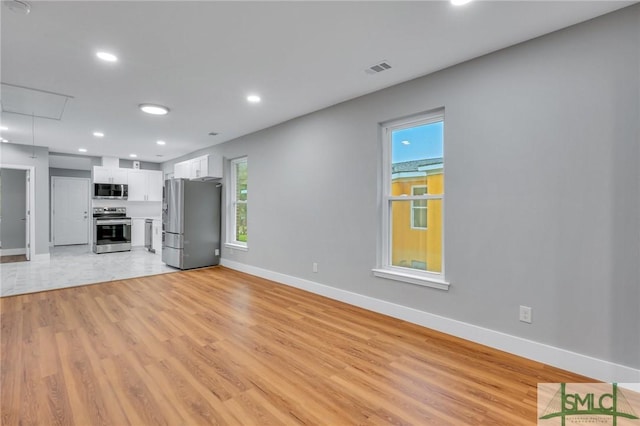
[247,95,261,103]
[451,0,473,5]
[1,138,8,143]
[156,140,166,145]
[139,104,169,115]
[129,154,137,158]
[78,148,87,153]
[93,131,104,137]
[401,140,410,145]
[96,51,118,62]
[0,126,8,131]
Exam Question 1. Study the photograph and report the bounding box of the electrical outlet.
[519,305,532,324]
[214,248,220,256]
[313,262,318,273]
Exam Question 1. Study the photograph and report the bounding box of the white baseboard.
[0,248,26,256]
[221,259,640,384]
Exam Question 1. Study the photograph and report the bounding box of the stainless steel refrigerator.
[162,178,221,269]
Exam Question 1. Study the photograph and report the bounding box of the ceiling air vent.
[365,61,392,75]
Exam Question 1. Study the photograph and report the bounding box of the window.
[373,110,448,290]
[411,185,427,230]
[227,157,248,249]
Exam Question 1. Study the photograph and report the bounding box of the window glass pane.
[235,161,248,202]
[391,121,443,195]
[235,202,247,243]
[412,186,427,196]
[230,157,248,246]
[411,185,428,229]
[412,204,427,228]
[391,199,442,273]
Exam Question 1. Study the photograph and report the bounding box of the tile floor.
[0,245,177,297]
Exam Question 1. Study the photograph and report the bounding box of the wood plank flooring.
[0,255,27,264]
[1,266,592,425]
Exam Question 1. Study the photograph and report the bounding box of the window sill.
[372,268,450,291]
[225,243,248,252]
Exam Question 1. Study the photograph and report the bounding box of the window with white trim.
[227,157,248,248]
[373,110,448,289]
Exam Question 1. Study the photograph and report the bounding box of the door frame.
[50,176,91,246]
[0,163,36,261]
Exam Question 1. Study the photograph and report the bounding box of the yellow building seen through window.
[391,162,443,272]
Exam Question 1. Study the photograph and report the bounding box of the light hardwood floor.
[1,266,592,425]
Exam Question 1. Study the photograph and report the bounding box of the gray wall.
[0,143,50,255]
[163,6,640,369]
[49,168,91,179]
[0,168,27,250]
[118,159,161,170]
[48,153,162,172]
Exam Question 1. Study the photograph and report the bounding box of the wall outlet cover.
[519,305,532,324]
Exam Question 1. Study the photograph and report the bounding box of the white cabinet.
[131,218,162,251]
[174,154,222,180]
[127,170,146,201]
[174,161,190,179]
[131,218,145,246]
[93,166,128,184]
[202,154,223,179]
[126,170,163,201]
[148,172,163,201]
[190,157,206,179]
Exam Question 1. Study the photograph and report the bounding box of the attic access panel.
[1,82,73,120]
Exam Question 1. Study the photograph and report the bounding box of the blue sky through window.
[391,121,443,164]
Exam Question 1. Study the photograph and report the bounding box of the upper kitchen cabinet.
[127,169,163,201]
[93,166,128,184]
[174,154,222,180]
[174,161,190,180]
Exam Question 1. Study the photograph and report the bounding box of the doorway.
[51,177,90,246]
[0,164,35,261]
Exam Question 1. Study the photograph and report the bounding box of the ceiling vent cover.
[365,61,392,75]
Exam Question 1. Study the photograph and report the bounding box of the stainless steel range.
[92,207,132,253]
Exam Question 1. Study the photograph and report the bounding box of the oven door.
[93,219,132,253]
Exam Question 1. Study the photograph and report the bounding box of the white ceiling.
[1,0,635,163]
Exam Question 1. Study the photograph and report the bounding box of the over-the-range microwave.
[93,183,128,200]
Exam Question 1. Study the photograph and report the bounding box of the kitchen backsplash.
[92,198,161,218]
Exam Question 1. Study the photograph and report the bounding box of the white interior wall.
[163,6,640,374]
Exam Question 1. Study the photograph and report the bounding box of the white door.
[53,177,90,246]
[25,170,31,260]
